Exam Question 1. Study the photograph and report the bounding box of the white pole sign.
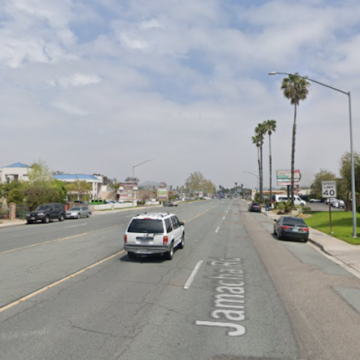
[322,181,337,198]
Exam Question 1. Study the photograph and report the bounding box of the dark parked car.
[273,216,309,242]
[248,202,261,212]
[26,203,66,224]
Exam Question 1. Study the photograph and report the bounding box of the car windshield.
[35,205,51,211]
[69,207,81,211]
[252,202,260,206]
[127,219,164,233]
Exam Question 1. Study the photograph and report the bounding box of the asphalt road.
[1,200,360,360]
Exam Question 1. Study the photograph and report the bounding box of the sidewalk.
[0,219,26,228]
[263,209,360,276]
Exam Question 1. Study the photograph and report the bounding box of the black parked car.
[273,216,309,242]
[248,202,261,212]
[26,203,66,224]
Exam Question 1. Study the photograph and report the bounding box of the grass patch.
[304,211,360,245]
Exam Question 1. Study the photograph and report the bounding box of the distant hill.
[139,181,159,188]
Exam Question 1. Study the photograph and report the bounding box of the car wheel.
[128,252,136,260]
[77,213,80,219]
[43,215,50,224]
[273,227,276,235]
[26,220,33,224]
[276,230,282,240]
[178,233,185,249]
[59,214,64,222]
[303,239,308,243]
[165,242,174,260]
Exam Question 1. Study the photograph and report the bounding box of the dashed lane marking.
[184,260,203,290]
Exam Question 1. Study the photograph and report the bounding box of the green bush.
[254,192,262,203]
[7,188,25,204]
[302,207,312,213]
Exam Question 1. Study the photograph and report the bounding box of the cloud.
[1,0,360,188]
[49,73,101,88]
[51,100,89,116]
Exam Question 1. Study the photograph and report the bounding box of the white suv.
[124,213,185,260]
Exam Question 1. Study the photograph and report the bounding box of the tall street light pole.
[269,71,356,238]
[132,159,154,206]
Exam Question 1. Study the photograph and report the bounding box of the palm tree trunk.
[257,147,261,193]
[269,134,272,207]
[260,144,263,202]
[291,104,297,210]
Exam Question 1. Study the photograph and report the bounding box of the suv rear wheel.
[178,233,185,249]
[59,214,64,222]
[128,252,136,260]
[165,242,174,260]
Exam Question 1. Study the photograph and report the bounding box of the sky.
[1,0,360,189]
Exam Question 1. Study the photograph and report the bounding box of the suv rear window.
[127,219,164,234]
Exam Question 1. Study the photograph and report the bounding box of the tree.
[310,169,337,199]
[281,73,310,209]
[185,172,215,196]
[28,160,53,183]
[254,123,266,202]
[263,119,277,204]
[24,185,65,211]
[251,135,261,194]
[339,151,360,211]
[108,179,120,200]
[7,188,25,204]
[66,181,92,201]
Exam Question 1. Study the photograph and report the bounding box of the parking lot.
[308,201,344,212]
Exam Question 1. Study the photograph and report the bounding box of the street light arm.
[269,71,349,95]
[132,159,154,178]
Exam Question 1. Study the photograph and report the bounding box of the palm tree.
[252,134,261,196]
[255,123,266,202]
[109,178,121,200]
[281,73,310,209]
[263,119,277,207]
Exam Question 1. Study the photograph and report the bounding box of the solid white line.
[184,260,203,290]
[223,216,226,220]
[215,227,220,233]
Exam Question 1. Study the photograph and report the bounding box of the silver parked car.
[66,206,90,219]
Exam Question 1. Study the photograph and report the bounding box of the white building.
[53,174,103,199]
[0,163,30,183]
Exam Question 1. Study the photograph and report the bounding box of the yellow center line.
[0,206,216,314]
[0,250,125,314]
[183,206,216,223]
[0,224,123,255]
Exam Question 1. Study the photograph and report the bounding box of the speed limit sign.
[322,181,337,198]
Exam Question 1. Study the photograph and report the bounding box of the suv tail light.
[124,235,127,243]
[163,236,168,245]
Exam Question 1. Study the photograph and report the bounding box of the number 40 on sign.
[322,181,337,198]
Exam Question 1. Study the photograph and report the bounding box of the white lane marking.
[223,216,226,220]
[215,227,220,233]
[184,260,203,290]
[64,223,87,229]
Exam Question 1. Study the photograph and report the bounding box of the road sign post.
[322,181,337,234]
